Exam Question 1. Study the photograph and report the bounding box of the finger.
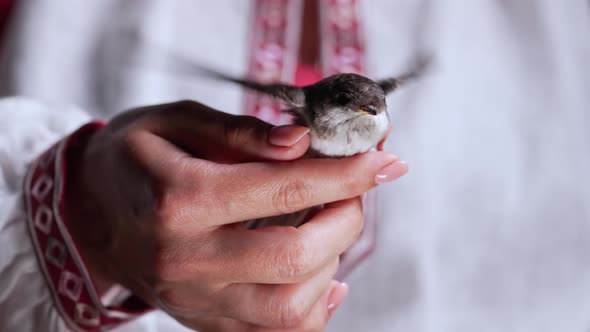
[174,315,247,332]
[172,281,347,332]
[144,100,311,163]
[243,281,346,332]
[215,258,339,328]
[207,197,363,284]
[275,280,349,332]
[197,151,400,225]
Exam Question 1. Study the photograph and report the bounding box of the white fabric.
[0,97,89,331]
[0,0,589,331]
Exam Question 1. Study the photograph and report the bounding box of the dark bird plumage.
[194,55,430,158]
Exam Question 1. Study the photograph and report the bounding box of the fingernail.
[327,282,349,315]
[268,125,310,147]
[375,160,408,184]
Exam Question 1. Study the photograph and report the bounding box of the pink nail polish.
[375,160,408,184]
[268,125,310,147]
[327,282,349,315]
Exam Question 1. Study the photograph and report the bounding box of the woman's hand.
[65,100,406,331]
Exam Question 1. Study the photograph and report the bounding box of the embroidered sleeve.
[24,122,151,332]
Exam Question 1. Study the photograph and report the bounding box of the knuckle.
[156,100,201,119]
[274,238,312,280]
[223,115,258,145]
[274,295,308,328]
[339,158,372,194]
[154,175,208,228]
[154,188,183,228]
[171,99,200,110]
[340,168,364,194]
[272,180,311,214]
[223,115,272,149]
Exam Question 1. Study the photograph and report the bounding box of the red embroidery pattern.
[24,122,150,332]
[320,0,367,76]
[243,0,303,125]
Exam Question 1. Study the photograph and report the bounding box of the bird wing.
[377,53,432,94]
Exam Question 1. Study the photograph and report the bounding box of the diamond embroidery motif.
[75,303,100,326]
[31,174,53,201]
[45,236,67,269]
[58,270,83,302]
[34,204,53,234]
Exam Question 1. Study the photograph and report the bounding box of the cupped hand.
[65,100,406,331]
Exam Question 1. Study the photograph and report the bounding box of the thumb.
[145,100,311,163]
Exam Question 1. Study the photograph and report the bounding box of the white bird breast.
[310,111,390,157]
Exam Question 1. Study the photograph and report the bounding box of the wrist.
[64,123,115,296]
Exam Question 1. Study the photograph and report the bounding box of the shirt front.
[1,1,589,332]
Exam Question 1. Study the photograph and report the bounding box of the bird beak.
[356,106,377,116]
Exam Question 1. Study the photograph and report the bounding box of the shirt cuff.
[24,121,152,332]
